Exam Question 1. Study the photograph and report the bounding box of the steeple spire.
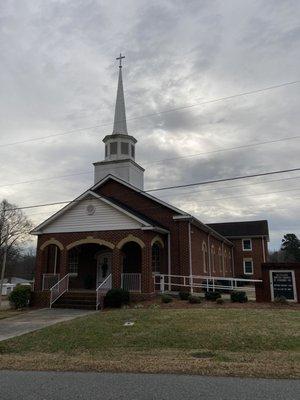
[112,53,128,135]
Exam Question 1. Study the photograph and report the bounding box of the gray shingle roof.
[207,220,269,238]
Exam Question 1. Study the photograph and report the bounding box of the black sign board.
[271,271,295,300]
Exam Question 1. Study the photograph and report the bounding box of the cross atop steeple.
[116,53,125,68]
[112,53,128,135]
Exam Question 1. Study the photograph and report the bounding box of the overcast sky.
[0,0,300,249]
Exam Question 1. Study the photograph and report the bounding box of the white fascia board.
[91,174,188,216]
[31,190,152,235]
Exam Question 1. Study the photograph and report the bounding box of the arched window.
[202,241,207,273]
[224,250,227,272]
[228,252,232,273]
[211,245,215,273]
[218,247,222,272]
[152,242,161,273]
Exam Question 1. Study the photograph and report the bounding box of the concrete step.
[53,303,97,310]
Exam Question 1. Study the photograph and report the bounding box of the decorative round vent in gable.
[86,204,95,215]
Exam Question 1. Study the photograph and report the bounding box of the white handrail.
[50,274,70,308]
[121,273,141,293]
[154,273,262,293]
[96,274,112,310]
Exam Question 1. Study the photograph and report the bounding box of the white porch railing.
[154,274,262,293]
[50,274,70,308]
[42,273,60,291]
[121,273,141,292]
[96,274,112,310]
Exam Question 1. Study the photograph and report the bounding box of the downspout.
[262,236,266,262]
[188,222,193,293]
[221,242,225,276]
[231,246,235,277]
[168,233,171,290]
[208,234,211,276]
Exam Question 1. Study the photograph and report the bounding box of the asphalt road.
[0,371,299,400]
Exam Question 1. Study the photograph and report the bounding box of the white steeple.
[112,54,128,135]
[93,54,144,189]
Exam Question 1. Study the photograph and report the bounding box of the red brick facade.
[33,178,268,300]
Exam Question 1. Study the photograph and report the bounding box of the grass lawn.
[0,308,299,378]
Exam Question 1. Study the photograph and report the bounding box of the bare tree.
[0,199,33,305]
[0,199,33,255]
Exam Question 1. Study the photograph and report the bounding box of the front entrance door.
[96,252,112,288]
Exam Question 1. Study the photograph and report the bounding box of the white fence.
[42,273,60,291]
[121,273,141,292]
[154,274,262,293]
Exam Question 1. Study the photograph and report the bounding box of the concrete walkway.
[0,308,95,341]
[0,371,299,400]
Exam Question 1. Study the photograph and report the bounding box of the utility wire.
[5,166,300,212]
[1,134,300,189]
[0,80,299,149]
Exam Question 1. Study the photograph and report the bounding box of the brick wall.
[231,237,268,279]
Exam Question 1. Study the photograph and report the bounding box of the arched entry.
[67,243,112,290]
[121,241,142,292]
[41,243,61,290]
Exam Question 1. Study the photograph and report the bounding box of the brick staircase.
[52,291,98,310]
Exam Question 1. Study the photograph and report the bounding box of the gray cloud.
[0,0,300,249]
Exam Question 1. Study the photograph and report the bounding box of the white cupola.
[93,54,144,189]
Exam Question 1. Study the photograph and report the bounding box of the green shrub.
[188,295,202,304]
[8,285,31,309]
[161,294,173,303]
[216,297,224,305]
[104,288,130,308]
[273,296,288,305]
[178,291,190,301]
[205,291,221,301]
[231,291,248,303]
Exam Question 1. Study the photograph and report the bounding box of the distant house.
[31,56,269,308]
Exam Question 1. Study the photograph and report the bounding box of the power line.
[146,167,300,192]
[0,80,299,149]
[5,166,300,212]
[1,134,300,190]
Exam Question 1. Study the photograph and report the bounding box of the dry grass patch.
[0,308,299,378]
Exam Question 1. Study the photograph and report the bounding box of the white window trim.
[243,258,253,275]
[242,238,252,251]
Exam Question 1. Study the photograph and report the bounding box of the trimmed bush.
[161,294,173,303]
[188,295,202,304]
[104,288,130,308]
[216,297,224,305]
[178,291,190,301]
[8,285,31,309]
[205,291,221,301]
[230,291,248,303]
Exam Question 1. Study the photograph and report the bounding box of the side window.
[131,144,135,158]
[105,144,108,157]
[242,238,252,251]
[243,258,253,275]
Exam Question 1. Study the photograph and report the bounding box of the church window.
[211,245,215,272]
[218,248,222,271]
[131,144,135,158]
[105,145,108,157]
[110,142,118,154]
[242,238,252,251]
[68,248,79,276]
[152,243,161,273]
[202,241,207,273]
[121,142,129,155]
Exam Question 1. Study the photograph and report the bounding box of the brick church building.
[32,55,269,307]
